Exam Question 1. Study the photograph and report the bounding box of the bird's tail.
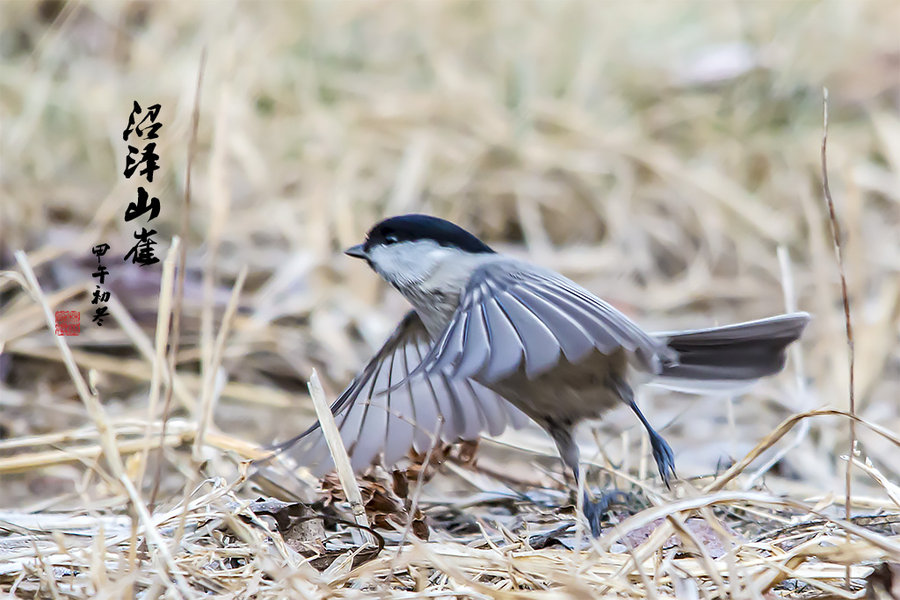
[650,312,810,394]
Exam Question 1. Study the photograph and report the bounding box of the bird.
[278,214,809,535]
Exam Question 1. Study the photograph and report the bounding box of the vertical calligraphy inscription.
[122,100,163,267]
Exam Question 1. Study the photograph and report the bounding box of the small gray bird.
[280,214,809,535]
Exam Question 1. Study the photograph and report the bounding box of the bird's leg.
[547,421,627,537]
[610,376,677,487]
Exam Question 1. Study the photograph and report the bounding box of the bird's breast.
[395,284,460,339]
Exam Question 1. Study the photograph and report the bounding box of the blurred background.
[1,1,899,510]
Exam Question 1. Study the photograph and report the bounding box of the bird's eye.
[384,233,399,245]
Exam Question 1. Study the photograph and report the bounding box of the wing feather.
[348,354,391,471]
[519,280,623,353]
[508,285,594,362]
[436,372,470,440]
[482,296,526,380]
[407,341,442,452]
[435,310,468,372]
[274,310,528,476]
[494,290,561,377]
[451,303,490,378]
[412,259,667,384]
[383,347,416,466]
[463,379,503,436]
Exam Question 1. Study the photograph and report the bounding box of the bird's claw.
[582,489,633,537]
[648,430,677,488]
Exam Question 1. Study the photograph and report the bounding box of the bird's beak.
[344,244,367,259]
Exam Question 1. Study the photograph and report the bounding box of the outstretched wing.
[274,310,529,476]
[412,259,673,383]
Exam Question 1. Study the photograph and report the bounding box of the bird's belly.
[480,349,628,427]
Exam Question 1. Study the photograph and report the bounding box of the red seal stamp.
[54,311,80,336]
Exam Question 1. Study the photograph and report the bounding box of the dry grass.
[1,1,899,598]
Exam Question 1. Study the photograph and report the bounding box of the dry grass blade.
[705,407,900,494]
[821,87,859,587]
[307,369,373,546]
[2,3,898,598]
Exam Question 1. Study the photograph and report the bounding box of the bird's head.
[345,214,495,288]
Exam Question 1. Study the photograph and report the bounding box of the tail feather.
[652,312,809,392]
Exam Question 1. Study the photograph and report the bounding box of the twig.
[0,430,191,473]
[105,261,195,409]
[820,88,857,587]
[382,418,443,599]
[172,266,247,547]
[193,266,246,462]
[575,461,586,551]
[201,83,233,388]
[136,237,179,492]
[150,48,206,509]
[393,418,443,551]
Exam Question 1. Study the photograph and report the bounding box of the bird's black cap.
[360,214,495,255]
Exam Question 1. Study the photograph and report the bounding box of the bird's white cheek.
[424,247,455,265]
[369,243,441,284]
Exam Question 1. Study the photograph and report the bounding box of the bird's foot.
[582,489,633,537]
[648,430,677,488]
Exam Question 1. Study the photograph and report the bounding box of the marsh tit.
[279,214,809,535]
